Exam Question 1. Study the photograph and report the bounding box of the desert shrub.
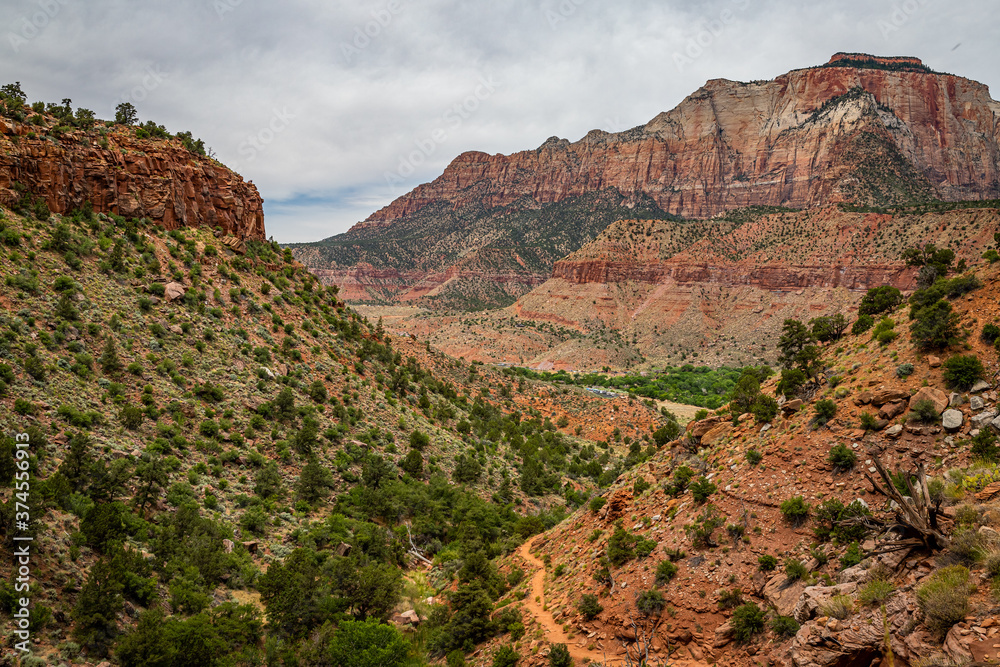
[917,565,971,637]
[771,615,800,637]
[820,595,853,620]
[685,505,725,548]
[895,362,914,378]
[119,405,144,430]
[758,554,778,572]
[589,496,606,513]
[717,588,743,610]
[745,449,763,465]
[910,399,940,423]
[971,429,999,462]
[491,645,519,667]
[635,589,666,616]
[851,314,875,335]
[828,444,856,471]
[859,286,904,316]
[607,528,638,566]
[548,644,572,667]
[840,542,863,569]
[812,399,837,427]
[578,594,603,620]
[859,411,879,431]
[785,559,807,581]
[946,528,982,565]
[751,394,779,423]
[689,476,716,503]
[982,323,1000,344]
[942,355,984,391]
[730,603,766,643]
[633,477,651,495]
[655,560,678,586]
[776,368,807,398]
[910,300,959,350]
[858,578,895,606]
[780,496,810,527]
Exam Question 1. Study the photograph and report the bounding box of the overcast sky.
[0,0,996,242]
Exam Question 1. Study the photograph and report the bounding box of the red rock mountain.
[367,53,1000,223]
[0,117,265,240]
[297,54,1000,309]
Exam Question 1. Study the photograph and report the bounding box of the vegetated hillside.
[479,254,1000,667]
[0,83,264,240]
[0,205,678,665]
[398,205,1000,371]
[291,189,675,310]
[294,53,1000,312]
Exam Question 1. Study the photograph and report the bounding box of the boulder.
[885,424,904,439]
[690,417,722,439]
[793,582,858,623]
[970,395,985,411]
[223,539,234,554]
[763,573,808,617]
[165,281,186,302]
[927,355,942,368]
[783,399,804,413]
[942,409,963,432]
[971,410,997,427]
[335,542,352,557]
[971,380,992,393]
[701,423,733,447]
[870,388,910,406]
[949,392,962,407]
[854,391,873,406]
[907,387,948,415]
[879,401,907,420]
[713,621,734,648]
[992,415,1000,433]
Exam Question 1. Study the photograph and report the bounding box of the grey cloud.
[0,0,996,241]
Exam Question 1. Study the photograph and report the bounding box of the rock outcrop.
[0,120,265,240]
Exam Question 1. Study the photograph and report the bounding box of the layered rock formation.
[402,206,999,370]
[298,54,1000,309]
[0,118,265,240]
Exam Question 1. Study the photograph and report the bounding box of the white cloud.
[0,0,996,241]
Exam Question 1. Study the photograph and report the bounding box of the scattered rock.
[223,539,234,554]
[335,542,352,557]
[971,395,985,411]
[165,281,186,302]
[713,621,734,648]
[854,391,873,406]
[971,380,992,393]
[928,356,942,368]
[764,573,808,617]
[870,388,910,406]
[783,399,804,413]
[885,424,904,439]
[879,401,907,420]
[971,410,997,427]
[942,409,964,432]
[701,423,733,447]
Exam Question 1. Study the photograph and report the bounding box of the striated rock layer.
[402,206,1000,370]
[0,118,265,240]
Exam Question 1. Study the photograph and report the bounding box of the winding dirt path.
[517,535,623,666]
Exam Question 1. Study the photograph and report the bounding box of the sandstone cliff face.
[0,119,265,240]
[366,55,1000,225]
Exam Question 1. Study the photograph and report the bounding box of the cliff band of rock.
[0,119,265,240]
